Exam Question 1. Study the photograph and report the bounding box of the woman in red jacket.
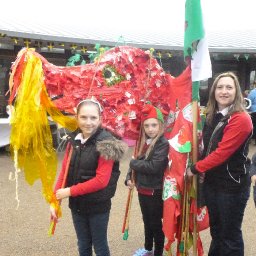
[50,98,127,256]
[187,72,252,256]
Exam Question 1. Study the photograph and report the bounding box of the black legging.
[138,191,164,256]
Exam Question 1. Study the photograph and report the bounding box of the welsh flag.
[163,0,211,254]
[163,67,193,251]
[184,0,212,83]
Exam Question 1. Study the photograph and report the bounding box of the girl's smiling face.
[76,104,101,138]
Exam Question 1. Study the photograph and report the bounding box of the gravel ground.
[0,146,256,256]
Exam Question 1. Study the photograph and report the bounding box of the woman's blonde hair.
[137,120,164,159]
[206,72,245,124]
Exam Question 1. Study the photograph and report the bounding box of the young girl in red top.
[187,72,252,256]
[50,98,127,256]
[126,104,169,256]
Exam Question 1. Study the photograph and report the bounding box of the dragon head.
[42,46,174,138]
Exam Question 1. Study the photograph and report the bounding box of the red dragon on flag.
[161,0,212,255]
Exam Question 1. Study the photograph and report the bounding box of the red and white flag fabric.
[163,67,193,250]
[163,0,211,253]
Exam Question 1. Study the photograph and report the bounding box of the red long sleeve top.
[54,153,114,197]
[195,112,252,173]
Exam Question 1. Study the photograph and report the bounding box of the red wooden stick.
[122,187,132,233]
[49,144,73,236]
[122,128,142,238]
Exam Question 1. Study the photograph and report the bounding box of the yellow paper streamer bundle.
[9,49,77,206]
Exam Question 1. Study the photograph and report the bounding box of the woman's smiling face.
[215,76,236,111]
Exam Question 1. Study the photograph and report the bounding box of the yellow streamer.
[9,49,77,205]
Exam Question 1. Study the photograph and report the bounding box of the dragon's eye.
[103,65,125,87]
[104,69,112,79]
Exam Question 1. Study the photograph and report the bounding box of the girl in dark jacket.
[126,104,169,256]
[50,98,127,256]
[187,72,252,256]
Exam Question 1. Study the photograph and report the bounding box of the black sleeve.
[124,168,132,185]
[129,140,169,175]
[191,164,199,174]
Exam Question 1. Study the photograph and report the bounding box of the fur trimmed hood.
[96,139,128,161]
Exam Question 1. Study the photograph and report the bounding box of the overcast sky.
[2,0,255,33]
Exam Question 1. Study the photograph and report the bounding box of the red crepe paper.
[36,46,172,139]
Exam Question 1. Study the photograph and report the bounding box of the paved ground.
[0,146,256,256]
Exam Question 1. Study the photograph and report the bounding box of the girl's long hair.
[206,72,245,125]
[137,120,164,159]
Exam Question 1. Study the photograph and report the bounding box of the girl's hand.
[127,180,135,190]
[251,175,256,186]
[49,204,58,220]
[56,187,71,200]
[186,167,194,178]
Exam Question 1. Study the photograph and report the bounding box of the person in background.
[250,153,256,184]
[187,72,252,256]
[243,89,250,98]
[247,82,256,144]
[50,98,127,256]
[125,104,169,256]
[249,153,256,207]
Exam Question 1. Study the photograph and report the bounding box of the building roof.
[0,17,256,54]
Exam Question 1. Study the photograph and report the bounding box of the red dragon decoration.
[9,46,192,139]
